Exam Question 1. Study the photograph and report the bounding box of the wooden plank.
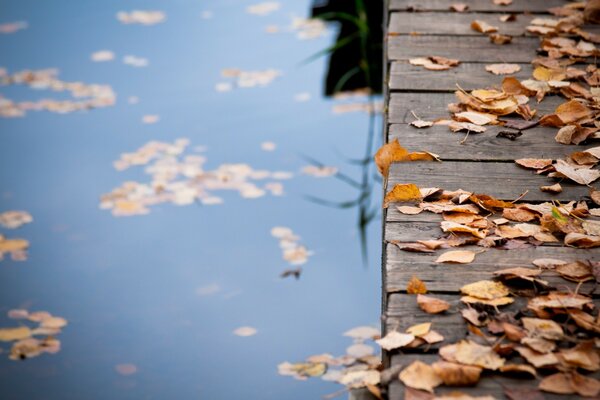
[387,125,596,161]
[388,354,599,400]
[387,161,594,201]
[389,0,566,12]
[389,92,562,123]
[388,35,540,63]
[389,62,532,91]
[384,244,599,294]
[389,12,600,36]
[386,204,600,224]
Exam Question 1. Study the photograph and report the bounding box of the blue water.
[0,1,381,399]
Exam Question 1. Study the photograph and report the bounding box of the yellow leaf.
[383,184,422,208]
[435,250,477,264]
[407,275,427,294]
[0,326,31,342]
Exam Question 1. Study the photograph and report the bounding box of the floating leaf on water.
[343,326,380,341]
[116,10,166,25]
[0,327,31,342]
[233,326,257,337]
[115,363,138,376]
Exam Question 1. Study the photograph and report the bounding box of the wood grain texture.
[387,125,595,161]
[387,161,595,201]
[389,92,562,123]
[389,0,567,12]
[385,244,599,294]
[388,35,540,63]
[389,62,532,91]
[389,12,600,36]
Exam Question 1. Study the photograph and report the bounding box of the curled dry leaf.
[471,20,498,33]
[553,159,600,185]
[384,184,422,208]
[522,317,563,340]
[407,275,427,294]
[453,340,505,370]
[515,158,553,170]
[564,232,600,248]
[516,346,559,368]
[375,139,408,177]
[435,250,477,264]
[490,33,513,44]
[540,183,562,193]
[417,294,450,314]
[399,361,442,393]
[431,361,482,386]
[411,119,434,128]
[450,3,469,12]
[485,63,521,75]
[499,364,537,378]
[376,331,415,351]
[539,372,600,397]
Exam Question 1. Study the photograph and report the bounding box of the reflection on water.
[0,0,382,398]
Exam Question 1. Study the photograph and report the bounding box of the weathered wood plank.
[387,161,595,201]
[386,204,600,223]
[389,62,532,91]
[388,35,540,63]
[387,125,597,161]
[389,0,566,12]
[389,12,600,36]
[389,92,562,123]
[388,354,599,400]
[384,244,599,294]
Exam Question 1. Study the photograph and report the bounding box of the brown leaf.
[407,276,427,294]
[499,363,537,378]
[540,183,562,193]
[553,159,600,185]
[515,158,553,170]
[502,208,537,222]
[559,341,600,371]
[435,250,477,264]
[0,326,32,342]
[398,361,442,393]
[490,33,513,44]
[564,232,600,248]
[375,331,415,351]
[556,261,593,282]
[485,63,521,75]
[516,346,559,368]
[453,340,505,370]
[522,317,564,340]
[450,3,469,12]
[417,294,450,314]
[471,20,498,33]
[431,361,481,386]
[540,372,600,397]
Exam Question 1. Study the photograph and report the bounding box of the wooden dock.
[381,1,600,398]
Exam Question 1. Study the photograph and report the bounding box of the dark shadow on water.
[304,0,384,266]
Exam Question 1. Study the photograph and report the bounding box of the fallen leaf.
[489,33,513,44]
[432,361,482,386]
[407,275,427,294]
[564,232,600,248]
[435,250,476,264]
[411,119,434,128]
[343,326,380,341]
[384,184,422,208]
[471,20,498,33]
[375,139,409,177]
[540,183,562,193]
[376,331,415,350]
[516,346,559,367]
[515,158,553,170]
[417,294,450,314]
[339,370,380,388]
[499,364,537,378]
[522,317,563,340]
[485,64,521,75]
[406,323,431,337]
[454,340,505,370]
[461,280,509,300]
[540,372,600,397]
[450,3,469,12]
[397,206,423,215]
[399,361,442,393]
[553,159,600,185]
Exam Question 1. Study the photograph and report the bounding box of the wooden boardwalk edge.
[381,1,600,399]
